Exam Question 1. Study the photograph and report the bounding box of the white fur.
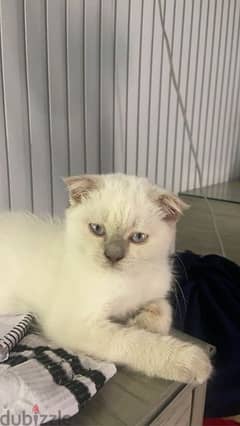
[0,174,212,383]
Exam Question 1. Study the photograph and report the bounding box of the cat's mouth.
[104,257,125,269]
[102,251,128,270]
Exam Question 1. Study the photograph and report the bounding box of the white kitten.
[0,174,212,383]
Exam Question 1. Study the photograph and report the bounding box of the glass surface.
[180,181,240,204]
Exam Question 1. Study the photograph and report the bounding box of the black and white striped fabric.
[0,313,34,362]
[0,314,116,424]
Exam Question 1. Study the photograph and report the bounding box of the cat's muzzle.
[104,238,128,264]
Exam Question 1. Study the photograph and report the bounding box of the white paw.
[152,313,171,335]
[169,344,213,384]
[128,300,172,335]
[128,311,171,335]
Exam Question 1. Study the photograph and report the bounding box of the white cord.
[157,0,226,257]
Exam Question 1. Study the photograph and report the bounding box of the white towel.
[0,314,116,425]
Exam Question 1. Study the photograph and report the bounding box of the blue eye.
[129,232,148,244]
[89,223,105,237]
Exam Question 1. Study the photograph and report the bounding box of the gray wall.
[0,0,240,216]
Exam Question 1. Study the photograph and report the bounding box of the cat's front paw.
[128,300,172,335]
[169,344,213,384]
[128,310,171,335]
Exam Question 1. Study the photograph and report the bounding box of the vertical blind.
[0,0,240,216]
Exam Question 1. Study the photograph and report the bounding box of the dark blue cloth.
[172,251,240,417]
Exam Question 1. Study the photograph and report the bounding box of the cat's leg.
[77,319,212,384]
[127,298,172,335]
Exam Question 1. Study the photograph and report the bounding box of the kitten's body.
[0,174,212,383]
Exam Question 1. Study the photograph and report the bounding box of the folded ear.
[63,175,101,206]
[150,188,189,222]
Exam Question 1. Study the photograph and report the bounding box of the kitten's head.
[64,174,188,272]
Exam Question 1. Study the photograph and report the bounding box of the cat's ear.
[63,175,101,206]
[150,188,189,222]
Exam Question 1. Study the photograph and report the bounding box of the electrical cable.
[157,0,226,257]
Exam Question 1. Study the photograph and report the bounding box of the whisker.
[174,253,189,280]
[171,284,182,324]
[173,276,187,312]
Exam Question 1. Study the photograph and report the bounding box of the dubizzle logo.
[32,404,40,415]
[0,404,70,425]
